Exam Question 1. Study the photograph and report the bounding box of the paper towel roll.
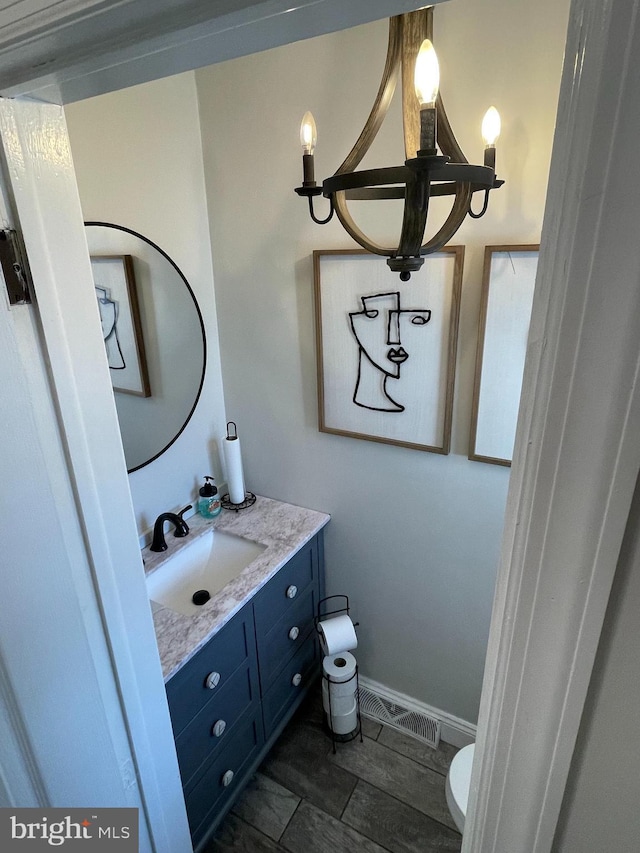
[224,422,246,505]
[318,614,358,656]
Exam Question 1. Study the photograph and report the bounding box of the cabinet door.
[262,634,320,736]
[166,603,257,738]
[186,708,263,847]
[175,659,259,788]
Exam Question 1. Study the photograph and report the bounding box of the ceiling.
[0,0,440,104]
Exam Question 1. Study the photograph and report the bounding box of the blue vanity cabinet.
[165,530,325,851]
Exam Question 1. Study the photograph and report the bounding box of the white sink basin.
[146,529,265,616]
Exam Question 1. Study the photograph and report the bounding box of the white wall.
[63,0,569,723]
[65,72,227,536]
[552,473,640,851]
[196,0,569,723]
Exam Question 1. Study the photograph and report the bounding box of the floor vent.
[358,684,441,748]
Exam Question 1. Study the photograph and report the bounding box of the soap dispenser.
[198,476,222,519]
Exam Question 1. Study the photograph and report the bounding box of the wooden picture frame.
[469,244,539,465]
[314,247,464,453]
[91,254,151,397]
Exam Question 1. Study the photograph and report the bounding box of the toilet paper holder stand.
[315,595,363,753]
[314,594,358,629]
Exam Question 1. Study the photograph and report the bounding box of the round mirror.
[86,222,206,473]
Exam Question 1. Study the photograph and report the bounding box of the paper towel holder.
[220,491,256,511]
[316,595,363,752]
[221,420,257,511]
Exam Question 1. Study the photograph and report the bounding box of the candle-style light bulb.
[414,40,439,155]
[299,111,317,186]
[482,106,501,169]
[482,106,501,146]
[414,39,440,107]
[300,111,317,155]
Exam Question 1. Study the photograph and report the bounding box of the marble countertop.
[144,495,330,681]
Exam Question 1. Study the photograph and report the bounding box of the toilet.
[445,742,475,833]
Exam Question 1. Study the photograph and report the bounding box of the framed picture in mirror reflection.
[91,254,151,397]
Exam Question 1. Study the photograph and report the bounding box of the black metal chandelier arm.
[468,188,491,219]
[323,162,495,196]
[308,194,334,225]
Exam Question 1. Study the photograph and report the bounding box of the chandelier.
[294,6,503,280]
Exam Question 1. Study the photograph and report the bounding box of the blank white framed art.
[469,244,539,466]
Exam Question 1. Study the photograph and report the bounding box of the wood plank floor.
[204,687,462,853]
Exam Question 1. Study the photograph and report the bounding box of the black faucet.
[150,505,192,552]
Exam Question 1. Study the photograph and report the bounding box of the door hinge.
[0,229,32,305]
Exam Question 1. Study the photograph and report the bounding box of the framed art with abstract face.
[314,247,464,453]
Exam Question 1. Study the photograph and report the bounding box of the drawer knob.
[205,671,221,690]
[212,719,226,738]
[286,585,298,599]
[222,770,234,787]
[288,626,300,641]
[292,672,302,687]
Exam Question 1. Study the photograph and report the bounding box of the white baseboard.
[358,676,476,749]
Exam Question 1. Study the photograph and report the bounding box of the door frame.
[464,0,640,849]
[2,1,639,851]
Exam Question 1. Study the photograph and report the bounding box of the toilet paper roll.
[318,615,358,656]
[322,651,357,684]
[322,680,355,717]
[224,424,246,505]
[327,702,358,735]
[322,671,356,699]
